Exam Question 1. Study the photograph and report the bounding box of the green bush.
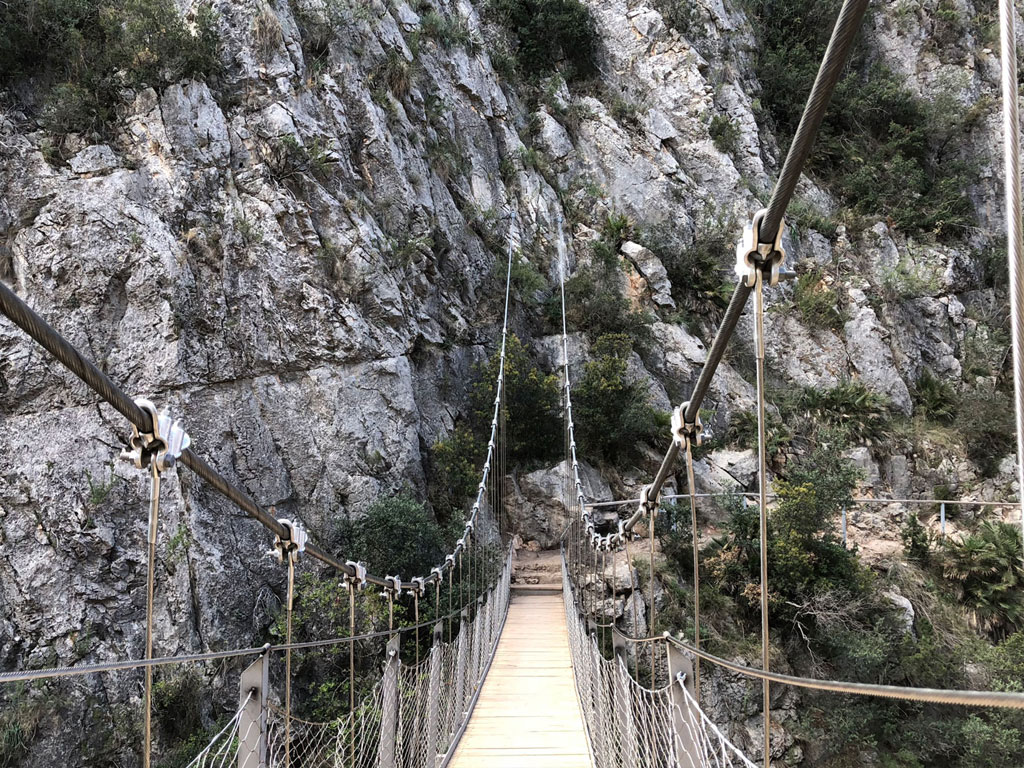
[791,267,846,330]
[152,670,204,742]
[486,0,598,81]
[431,425,485,519]
[0,0,219,133]
[0,684,46,768]
[959,387,1016,477]
[724,409,792,463]
[704,442,862,624]
[743,0,977,236]
[780,381,893,445]
[470,333,562,465]
[548,218,653,345]
[652,0,700,37]
[708,114,740,155]
[352,493,446,577]
[572,334,669,462]
[901,513,931,564]
[941,522,1024,640]
[912,369,958,423]
[645,208,734,314]
[420,11,478,50]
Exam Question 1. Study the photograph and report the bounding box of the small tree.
[572,334,668,462]
[469,333,561,465]
[354,493,446,578]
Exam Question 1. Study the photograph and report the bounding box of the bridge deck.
[449,592,591,768]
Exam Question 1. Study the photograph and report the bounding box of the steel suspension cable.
[640,0,871,512]
[999,0,1024,553]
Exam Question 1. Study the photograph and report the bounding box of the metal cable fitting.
[273,519,308,565]
[638,483,661,515]
[344,560,367,589]
[121,399,191,472]
[383,575,403,596]
[410,577,426,596]
[735,208,787,287]
[671,401,704,447]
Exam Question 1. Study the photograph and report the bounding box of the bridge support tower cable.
[1000,0,1024,552]
[754,268,772,768]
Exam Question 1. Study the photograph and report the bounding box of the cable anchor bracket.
[735,208,787,287]
[120,399,191,473]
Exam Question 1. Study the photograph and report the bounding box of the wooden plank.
[448,594,591,768]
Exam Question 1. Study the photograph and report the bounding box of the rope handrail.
[0,214,517,593]
[585,493,1022,509]
[562,548,1024,711]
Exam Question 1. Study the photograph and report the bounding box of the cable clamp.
[445,553,457,568]
[465,518,475,533]
[671,401,704,447]
[734,208,786,287]
[410,576,426,596]
[383,575,403,597]
[344,560,367,589]
[638,483,661,516]
[430,566,445,582]
[121,399,191,472]
[273,519,307,565]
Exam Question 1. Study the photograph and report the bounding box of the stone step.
[510,583,563,596]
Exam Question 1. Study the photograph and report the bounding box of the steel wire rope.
[563,550,1024,711]
[999,0,1024,552]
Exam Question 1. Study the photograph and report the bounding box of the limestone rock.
[513,460,612,549]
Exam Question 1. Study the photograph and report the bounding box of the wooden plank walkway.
[449,592,591,768]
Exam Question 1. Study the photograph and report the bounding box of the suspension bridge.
[4,1,1024,767]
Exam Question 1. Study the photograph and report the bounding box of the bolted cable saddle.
[273,518,308,565]
[671,401,704,447]
[344,560,367,589]
[735,208,786,287]
[121,398,191,473]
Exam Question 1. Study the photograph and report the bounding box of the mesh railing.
[193,546,512,768]
[562,557,756,768]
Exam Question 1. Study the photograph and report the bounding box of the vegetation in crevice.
[571,333,670,462]
[0,0,219,134]
[485,0,598,83]
[546,213,654,346]
[743,0,982,237]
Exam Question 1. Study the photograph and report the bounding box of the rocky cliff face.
[0,0,1019,765]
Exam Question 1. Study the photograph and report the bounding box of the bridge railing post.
[237,650,269,768]
[377,634,401,768]
[454,607,470,720]
[666,640,699,768]
[426,622,444,766]
[612,631,639,768]
[471,596,485,689]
